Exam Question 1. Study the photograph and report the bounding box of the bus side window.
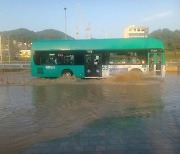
[74,53,84,65]
[70,54,74,64]
[45,58,50,64]
[102,53,109,65]
[57,54,64,64]
[64,54,74,65]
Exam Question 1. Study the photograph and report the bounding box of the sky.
[0,0,179,39]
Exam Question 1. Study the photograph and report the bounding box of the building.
[19,50,31,58]
[123,25,149,38]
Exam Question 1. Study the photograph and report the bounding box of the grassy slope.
[165,51,180,62]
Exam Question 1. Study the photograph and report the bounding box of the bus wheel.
[61,70,73,77]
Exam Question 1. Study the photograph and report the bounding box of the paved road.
[23,109,180,154]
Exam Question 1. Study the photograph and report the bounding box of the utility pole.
[64,7,67,40]
[0,35,2,62]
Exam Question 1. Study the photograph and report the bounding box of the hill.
[0,28,74,59]
[0,28,73,44]
[149,28,180,51]
[36,29,71,40]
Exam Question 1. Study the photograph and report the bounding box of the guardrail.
[166,62,180,66]
[0,61,30,70]
[170,59,180,62]
[0,61,30,64]
[166,61,180,72]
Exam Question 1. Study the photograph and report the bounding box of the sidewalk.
[23,110,180,154]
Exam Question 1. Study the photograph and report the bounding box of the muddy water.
[0,73,180,153]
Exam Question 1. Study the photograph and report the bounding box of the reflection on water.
[0,74,180,153]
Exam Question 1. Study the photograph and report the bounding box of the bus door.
[85,54,102,77]
[148,52,162,76]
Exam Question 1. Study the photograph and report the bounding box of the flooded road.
[0,73,180,153]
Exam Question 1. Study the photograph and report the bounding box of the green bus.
[31,38,165,78]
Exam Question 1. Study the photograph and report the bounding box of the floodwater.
[0,72,180,153]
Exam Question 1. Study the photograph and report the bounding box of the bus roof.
[31,38,164,51]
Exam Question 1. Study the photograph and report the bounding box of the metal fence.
[0,61,30,70]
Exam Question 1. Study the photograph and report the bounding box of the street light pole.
[64,7,67,40]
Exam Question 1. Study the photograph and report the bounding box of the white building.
[123,25,149,38]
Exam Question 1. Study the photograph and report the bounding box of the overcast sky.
[0,0,179,39]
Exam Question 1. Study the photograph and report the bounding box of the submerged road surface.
[0,73,179,154]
